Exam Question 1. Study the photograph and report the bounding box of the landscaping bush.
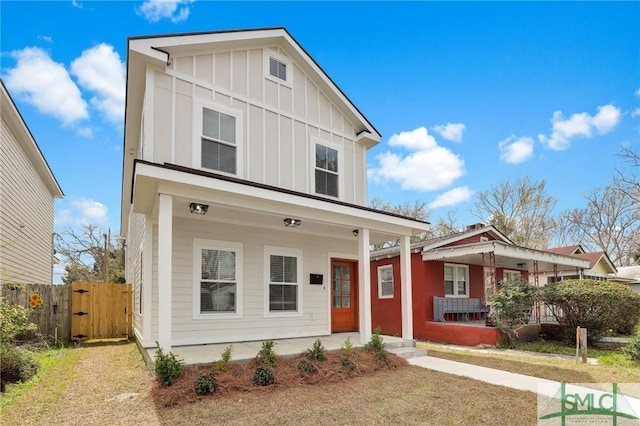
[0,299,38,343]
[153,343,184,387]
[213,345,233,372]
[623,335,640,363]
[253,366,275,386]
[365,327,386,353]
[341,337,353,357]
[194,373,217,395]
[297,359,317,374]
[487,278,539,346]
[256,340,278,366]
[306,338,327,361]
[541,279,640,344]
[340,357,356,371]
[0,344,39,392]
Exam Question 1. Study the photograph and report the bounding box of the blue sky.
[2,1,639,240]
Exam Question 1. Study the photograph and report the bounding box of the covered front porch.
[142,332,412,365]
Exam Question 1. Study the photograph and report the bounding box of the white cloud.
[138,0,195,23]
[55,198,109,228]
[70,43,125,124]
[71,0,82,8]
[368,127,465,192]
[76,127,94,138]
[632,108,640,118]
[37,35,53,43]
[428,186,473,209]
[498,135,534,164]
[3,47,88,126]
[539,104,621,151]
[635,88,640,97]
[431,122,466,142]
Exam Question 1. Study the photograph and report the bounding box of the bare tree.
[557,184,640,266]
[469,176,557,249]
[369,197,430,249]
[616,145,640,205]
[431,211,464,238]
[54,224,125,284]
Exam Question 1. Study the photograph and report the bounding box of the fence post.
[575,326,587,363]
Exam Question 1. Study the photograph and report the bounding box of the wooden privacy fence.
[71,282,132,341]
[1,283,71,343]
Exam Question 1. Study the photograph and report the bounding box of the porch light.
[353,229,359,237]
[517,263,526,268]
[189,203,209,215]
[284,218,301,227]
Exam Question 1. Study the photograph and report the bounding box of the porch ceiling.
[422,241,590,273]
[131,161,429,244]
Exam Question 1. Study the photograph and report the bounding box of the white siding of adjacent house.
[145,45,366,206]
[143,217,358,346]
[126,212,146,338]
[0,117,56,284]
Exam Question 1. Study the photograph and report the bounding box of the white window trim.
[377,265,394,299]
[263,245,303,318]
[192,238,243,320]
[192,99,244,178]
[310,136,344,200]
[503,270,522,281]
[264,48,292,87]
[444,263,469,298]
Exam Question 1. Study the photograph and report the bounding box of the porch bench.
[433,296,489,322]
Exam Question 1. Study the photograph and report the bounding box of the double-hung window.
[194,239,242,318]
[444,264,468,297]
[265,246,302,316]
[377,265,394,299]
[201,108,236,174]
[315,144,339,197]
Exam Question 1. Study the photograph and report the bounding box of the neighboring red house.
[370,224,590,346]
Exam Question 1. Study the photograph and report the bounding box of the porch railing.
[433,296,489,322]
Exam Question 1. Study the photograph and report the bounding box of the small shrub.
[306,338,327,361]
[153,342,184,387]
[0,299,38,343]
[340,357,356,371]
[256,340,278,366]
[253,366,275,386]
[341,337,353,357]
[365,327,386,353]
[297,359,317,374]
[0,344,39,392]
[374,350,389,365]
[213,344,233,372]
[194,373,217,395]
[623,335,640,362]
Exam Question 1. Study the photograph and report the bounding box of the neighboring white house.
[121,28,430,353]
[538,245,617,283]
[0,80,64,285]
[610,265,640,294]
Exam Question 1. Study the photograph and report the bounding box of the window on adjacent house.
[269,57,287,81]
[315,144,339,197]
[201,108,236,174]
[378,265,394,299]
[503,270,522,282]
[444,264,468,297]
[195,240,242,316]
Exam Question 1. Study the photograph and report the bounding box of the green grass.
[0,346,79,414]
[514,340,633,366]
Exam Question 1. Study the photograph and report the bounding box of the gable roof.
[546,246,616,273]
[547,245,585,256]
[1,80,63,198]
[611,265,640,283]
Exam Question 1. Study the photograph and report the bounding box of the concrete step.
[388,346,428,359]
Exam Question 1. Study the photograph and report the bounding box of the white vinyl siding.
[0,115,58,285]
[193,239,243,319]
[444,264,468,297]
[377,265,394,299]
[264,246,303,317]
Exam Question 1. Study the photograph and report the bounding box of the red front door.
[331,260,358,332]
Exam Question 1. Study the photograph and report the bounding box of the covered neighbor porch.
[130,161,430,354]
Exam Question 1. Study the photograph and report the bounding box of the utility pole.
[103,230,110,283]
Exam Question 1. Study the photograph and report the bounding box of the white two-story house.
[121,28,429,354]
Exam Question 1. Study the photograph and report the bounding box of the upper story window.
[269,57,287,81]
[193,239,243,318]
[377,265,394,299]
[444,264,468,297]
[315,143,339,197]
[201,108,236,174]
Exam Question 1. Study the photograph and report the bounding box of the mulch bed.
[150,349,407,407]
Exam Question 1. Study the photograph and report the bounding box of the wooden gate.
[71,282,132,341]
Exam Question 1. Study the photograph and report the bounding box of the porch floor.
[146,332,412,365]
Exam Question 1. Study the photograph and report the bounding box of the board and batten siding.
[0,117,56,284]
[146,217,358,346]
[144,45,367,206]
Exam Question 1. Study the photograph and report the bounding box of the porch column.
[158,193,173,352]
[399,235,413,340]
[358,228,372,344]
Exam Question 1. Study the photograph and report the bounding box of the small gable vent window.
[202,108,236,174]
[269,57,287,81]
